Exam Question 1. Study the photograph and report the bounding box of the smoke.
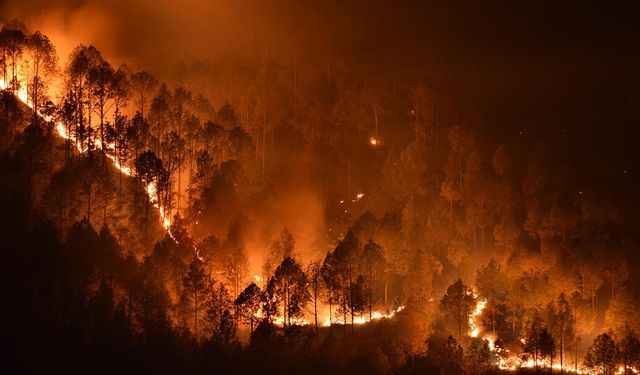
[1,0,256,68]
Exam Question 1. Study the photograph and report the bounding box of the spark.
[352,192,365,203]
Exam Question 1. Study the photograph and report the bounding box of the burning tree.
[263,228,296,280]
[130,71,158,119]
[0,26,26,93]
[265,256,310,327]
[26,31,57,119]
[305,260,323,335]
[440,279,475,343]
[134,150,164,220]
[235,282,262,335]
[584,333,617,375]
[618,330,640,375]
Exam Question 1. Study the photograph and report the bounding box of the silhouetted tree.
[618,329,640,375]
[134,150,164,219]
[584,333,617,375]
[266,256,310,327]
[235,282,262,335]
[180,256,210,342]
[440,279,475,343]
[130,71,157,119]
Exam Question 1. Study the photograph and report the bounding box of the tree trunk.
[87,184,91,222]
[369,266,373,322]
[349,260,354,331]
[560,319,564,373]
[194,290,198,342]
[458,305,462,343]
[574,338,578,374]
[314,286,318,335]
[328,290,332,326]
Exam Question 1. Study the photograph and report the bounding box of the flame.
[250,305,405,328]
[321,305,405,327]
[369,137,379,146]
[351,192,365,203]
[5,61,412,337]
[2,68,173,238]
[468,296,486,337]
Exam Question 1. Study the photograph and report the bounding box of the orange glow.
[468,296,486,337]
[3,65,173,238]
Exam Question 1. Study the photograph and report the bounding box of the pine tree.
[266,256,309,327]
[235,282,262,335]
[584,333,617,375]
[440,279,475,343]
[180,256,210,342]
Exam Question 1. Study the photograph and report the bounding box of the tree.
[149,84,170,149]
[321,251,339,327]
[618,330,640,375]
[584,333,617,375]
[305,261,323,335]
[464,338,492,375]
[126,111,148,161]
[539,328,556,369]
[331,231,361,328]
[130,71,157,119]
[170,86,191,133]
[87,60,115,150]
[110,66,129,119]
[160,131,185,213]
[105,114,129,189]
[235,282,262,335]
[134,150,164,220]
[439,335,464,375]
[522,309,545,370]
[476,259,508,337]
[0,27,26,93]
[180,256,210,342]
[66,45,106,150]
[605,287,640,340]
[26,31,57,119]
[363,239,385,321]
[222,220,249,300]
[405,249,440,311]
[207,281,234,342]
[553,293,575,371]
[440,279,475,343]
[266,256,309,327]
[263,228,295,280]
[349,275,367,320]
[78,151,112,224]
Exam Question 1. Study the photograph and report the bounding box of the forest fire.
[321,305,406,327]
[468,296,486,338]
[3,59,405,337]
[2,4,640,374]
[2,73,174,235]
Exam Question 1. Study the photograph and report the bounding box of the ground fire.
[1,3,640,374]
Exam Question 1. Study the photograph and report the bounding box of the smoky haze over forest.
[2,1,640,374]
[4,0,640,136]
[5,0,639,202]
[5,0,640,176]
